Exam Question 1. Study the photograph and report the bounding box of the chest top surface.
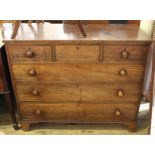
[2,23,152,43]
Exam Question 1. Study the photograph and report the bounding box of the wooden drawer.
[15,83,140,103]
[16,84,80,102]
[19,102,138,122]
[79,103,138,122]
[12,63,144,83]
[7,45,51,62]
[55,45,100,62]
[104,46,148,61]
[81,83,140,103]
[20,102,79,121]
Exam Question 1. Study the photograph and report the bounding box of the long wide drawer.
[11,63,144,82]
[15,83,141,103]
[19,102,138,122]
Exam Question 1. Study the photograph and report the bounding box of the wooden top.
[2,23,152,43]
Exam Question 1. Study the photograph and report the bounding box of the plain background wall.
[140,20,155,36]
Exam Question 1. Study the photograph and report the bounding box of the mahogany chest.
[2,23,152,131]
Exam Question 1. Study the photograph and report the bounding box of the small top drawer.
[104,46,148,62]
[7,45,52,62]
[55,45,100,62]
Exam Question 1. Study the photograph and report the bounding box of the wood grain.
[8,45,51,62]
[2,23,152,42]
[55,45,100,62]
[11,63,144,83]
[15,83,141,103]
[19,102,138,122]
[3,23,152,131]
[104,46,148,62]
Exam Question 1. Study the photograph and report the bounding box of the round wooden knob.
[26,49,34,58]
[35,109,41,116]
[28,69,36,76]
[119,69,127,76]
[114,109,121,116]
[117,89,124,97]
[76,46,80,50]
[32,89,40,96]
[121,50,129,59]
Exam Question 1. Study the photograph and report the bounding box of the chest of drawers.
[2,23,152,131]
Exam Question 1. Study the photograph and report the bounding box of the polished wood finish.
[104,46,148,62]
[64,20,140,25]
[15,83,140,103]
[10,20,86,39]
[19,102,137,122]
[2,23,151,42]
[55,45,100,62]
[2,23,153,132]
[8,45,51,62]
[11,64,144,83]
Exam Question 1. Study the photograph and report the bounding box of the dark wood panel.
[0,78,3,91]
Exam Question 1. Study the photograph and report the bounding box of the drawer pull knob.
[35,109,41,116]
[121,50,129,59]
[114,109,121,116]
[76,46,80,50]
[117,89,124,97]
[28,69,36,76]
[119,69,127,76]
[32,89,40,96]
[26,49,34,58]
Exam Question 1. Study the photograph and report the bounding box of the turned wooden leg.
[21,122,30,131]
[11,20,21,39]
[77,20,87,37]
[4,94,18,130]
[126,122,137,132]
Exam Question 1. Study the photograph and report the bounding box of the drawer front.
[81,83,140,103]
[15,83,140,103]
[7,45,51,62]
[11,64,144,82]
[104,46,148,61]
[16,84,80,101]
[55,45,100,62]
[79,103,138,122]
[19,102,137,122]
[20,102,79,120]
